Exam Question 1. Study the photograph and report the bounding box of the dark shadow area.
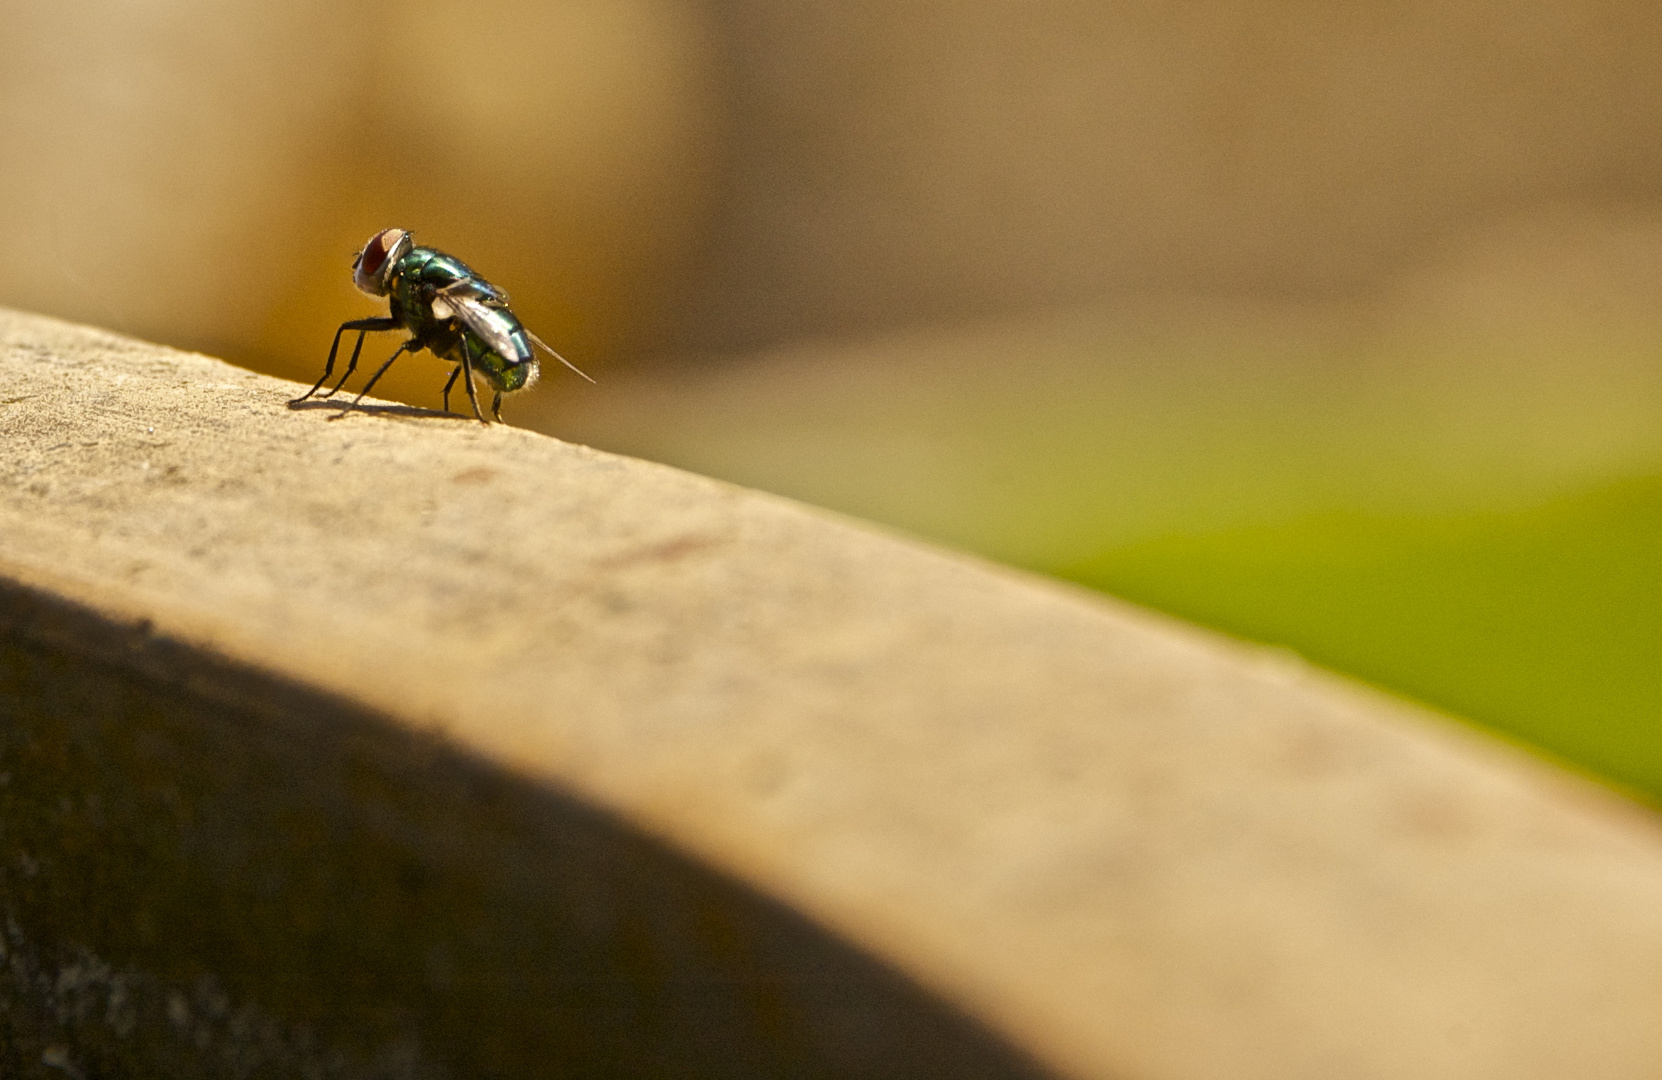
[286,399,476,423]
[0,579,1062,1080]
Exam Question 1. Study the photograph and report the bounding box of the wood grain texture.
[3,307,1662,1079]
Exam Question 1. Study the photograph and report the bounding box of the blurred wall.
[4,0,1662,388]
[0,0,718,402]
[673,0,1662,352]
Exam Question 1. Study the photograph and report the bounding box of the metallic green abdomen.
[453,326,537,393]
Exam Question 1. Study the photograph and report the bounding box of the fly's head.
[352,228,413,297]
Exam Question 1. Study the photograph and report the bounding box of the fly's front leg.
[292,317,399,404]
[491,392,503,423]
[331,339,417,419]
[322,330,371,398]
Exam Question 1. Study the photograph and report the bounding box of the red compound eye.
[359,232,392,276]
[353,229,407,295]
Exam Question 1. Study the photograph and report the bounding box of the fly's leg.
[331,339,417,419]
[458,339,487,424]
[491,392,503,423]
[440,366,462,414]
[322,331,371,398]
[292,317,399,404]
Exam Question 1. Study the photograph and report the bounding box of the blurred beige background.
[10,0,1662,580]
[7,0,1662,386]
[676,0,1662,351]
[0,0,719,399]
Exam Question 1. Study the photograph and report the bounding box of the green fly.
[291,228,592,423]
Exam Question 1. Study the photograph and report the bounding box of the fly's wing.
[450,295,529,364]
[443,278,594,383]
[440,277,509,307]
[526,328,597,383]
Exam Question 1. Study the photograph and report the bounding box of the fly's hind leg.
[292,317,399,405]
[458,340,487,424]
[441,366,462,414]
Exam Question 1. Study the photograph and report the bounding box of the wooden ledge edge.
[4,307,1662,1079]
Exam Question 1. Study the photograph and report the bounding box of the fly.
[290,228,592,423]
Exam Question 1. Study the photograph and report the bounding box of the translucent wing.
[440,280,594,383]
[527,329,596,384]
[451,296,529,364]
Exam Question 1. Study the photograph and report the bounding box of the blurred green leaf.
[1066,474,1662,801]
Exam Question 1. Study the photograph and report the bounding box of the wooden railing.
[4,308,1661,1078]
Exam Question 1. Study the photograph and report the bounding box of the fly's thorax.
[413,251,476,286]
[388,253,442,337]
[395,248,496,335]
[386,243,538,392]
[385,277,425,339]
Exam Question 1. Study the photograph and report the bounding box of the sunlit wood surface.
[4,308,1662,1079]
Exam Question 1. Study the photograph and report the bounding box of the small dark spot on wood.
[596,534,725,571]
[1280,724,1344,778]
[1397,790,1474,841]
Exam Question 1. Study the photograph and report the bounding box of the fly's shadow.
[285,397,472,422]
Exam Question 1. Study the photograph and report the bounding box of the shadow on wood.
[0,579,1057,1080]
